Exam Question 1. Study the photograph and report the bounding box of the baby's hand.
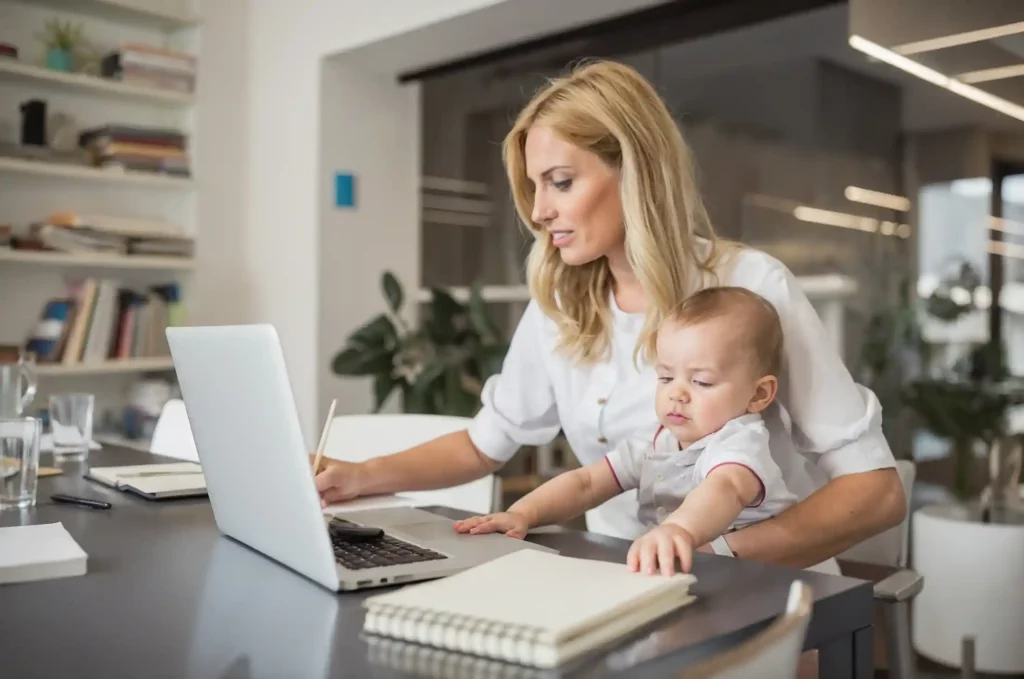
[627,524,697,576]
[452,512,529,539]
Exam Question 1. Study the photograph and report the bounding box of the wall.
[245,0,508,440]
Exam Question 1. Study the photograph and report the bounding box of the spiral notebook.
[362,549,697,669]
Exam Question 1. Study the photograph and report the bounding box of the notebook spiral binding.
[364,602,551,666]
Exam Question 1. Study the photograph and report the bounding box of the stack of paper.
[0,523,87,584]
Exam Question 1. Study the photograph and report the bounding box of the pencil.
[311,398,337,476]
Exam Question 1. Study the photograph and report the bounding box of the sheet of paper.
[322,494,419,514]
[39,433,101,452]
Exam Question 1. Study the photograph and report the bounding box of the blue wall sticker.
[335,172,355,208]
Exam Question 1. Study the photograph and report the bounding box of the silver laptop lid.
[166,324,340,591]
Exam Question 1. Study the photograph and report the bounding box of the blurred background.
[2,0,1024,675]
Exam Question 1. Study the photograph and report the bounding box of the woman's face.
[524,125,625,266]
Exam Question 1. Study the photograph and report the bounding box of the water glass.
[0,416,41,509]
[49,393,95,463]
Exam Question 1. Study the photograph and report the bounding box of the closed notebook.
[85,462,206,499]
[362,549,697,669]
[0,522,87,584]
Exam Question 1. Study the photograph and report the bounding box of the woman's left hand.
[627,524,697,576]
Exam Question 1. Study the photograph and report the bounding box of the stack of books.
[23,279,183,365]
[101,42,196,94]
[79,124,190,177]
[17,212,194,259]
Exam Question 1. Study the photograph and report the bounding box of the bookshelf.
[0,0,199,438]
[0,157,195,188]
[0,58,195,105]
[0,248,195,270]
[0,0,201,30]
[35,356,175,376]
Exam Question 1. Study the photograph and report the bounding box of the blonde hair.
[503,59,730,365]
[665,286,783,377]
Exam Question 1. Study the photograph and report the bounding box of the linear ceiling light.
[958,64,1024,84]
[892,21,1024,55]
[849,35,1024,123]
[844,186,911,211]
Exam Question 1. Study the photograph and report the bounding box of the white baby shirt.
[604,413,798,530]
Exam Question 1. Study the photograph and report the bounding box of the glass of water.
[49,393,95,463]
[0,416,41,509]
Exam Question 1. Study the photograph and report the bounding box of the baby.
[454,286,797,575]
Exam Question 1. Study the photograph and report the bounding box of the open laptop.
[165,323,556,592]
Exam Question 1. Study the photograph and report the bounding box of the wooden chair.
[678,580,814,678]
[322,413,499,514]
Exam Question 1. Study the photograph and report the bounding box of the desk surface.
[0,447,874,679]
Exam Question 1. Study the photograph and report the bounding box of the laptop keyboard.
[329,520,448,571]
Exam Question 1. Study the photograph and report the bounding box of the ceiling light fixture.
[849,35,1024,123]
[891,21,1024,55]
[844,186,911,211]
[957,64,1024,84]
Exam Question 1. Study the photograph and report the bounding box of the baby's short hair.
[663,286,783,376]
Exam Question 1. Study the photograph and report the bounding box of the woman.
[315,60,905,572]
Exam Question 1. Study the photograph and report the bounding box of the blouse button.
[597,398,607,405]
[597,436,608,444]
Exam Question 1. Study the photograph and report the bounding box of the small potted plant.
[36,18,83,72]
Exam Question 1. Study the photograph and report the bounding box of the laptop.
[165,324,556,592]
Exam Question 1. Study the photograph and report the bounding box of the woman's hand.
[452,512,530,539]
[310,455,365,507]
[627,524,697,576]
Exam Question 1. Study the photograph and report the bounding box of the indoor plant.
[331,272,510,417]
[36,18,83,72]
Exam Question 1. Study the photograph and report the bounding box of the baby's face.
[654,316,770,447]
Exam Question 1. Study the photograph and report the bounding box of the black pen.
[51,493,112,510]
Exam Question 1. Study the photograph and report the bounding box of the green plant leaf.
[467,283,500,342]
[349,314,397,350]
[381,271,403,313]
[426,287,464,345]
[475,343,509,379]
[332,346,394,376]
[373,373,398,412]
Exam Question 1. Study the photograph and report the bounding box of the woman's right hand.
[310,456,365,507]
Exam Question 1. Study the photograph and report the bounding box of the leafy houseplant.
[36,18,84,72]
[332,272,510,417]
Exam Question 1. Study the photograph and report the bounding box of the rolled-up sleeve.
[755,261,896,479]
[467,301,561,463]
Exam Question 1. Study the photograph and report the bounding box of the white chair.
[149,398,199,463]
[838,459,922,679]
[322,413,499,515]
[679,580,813,678]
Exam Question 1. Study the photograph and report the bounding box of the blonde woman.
[315,60,905,573]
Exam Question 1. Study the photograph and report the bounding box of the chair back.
[839,459,916,567]
[323,413,498,514]
[150,398,199,463]
[680,580,813,679]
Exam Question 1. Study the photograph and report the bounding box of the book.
[0,522,87,584]
[362,549,697,668]
[84,462,206,500]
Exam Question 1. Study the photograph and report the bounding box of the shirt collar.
[655,412,763,453]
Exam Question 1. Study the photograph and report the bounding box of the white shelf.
[0,156,194,189]
[0,0,201,30]
[35,357,175,377]
[416,285,530,303]
[0,59,194,105]
[0,249,195,271]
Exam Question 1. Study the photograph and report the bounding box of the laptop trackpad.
[398,522,467,542]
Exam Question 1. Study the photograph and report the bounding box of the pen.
[311,398,337,477]
[51,493,112,510]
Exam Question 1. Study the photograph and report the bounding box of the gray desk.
[0,447,874,678]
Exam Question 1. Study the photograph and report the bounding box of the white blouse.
[467,246,896,541]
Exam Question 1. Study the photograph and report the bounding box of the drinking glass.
[0,416,41,509]
[49,393,94,463]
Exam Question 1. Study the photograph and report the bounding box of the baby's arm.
[455,437,643,537]
[663,464,762,547]
[512,460,622,528]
